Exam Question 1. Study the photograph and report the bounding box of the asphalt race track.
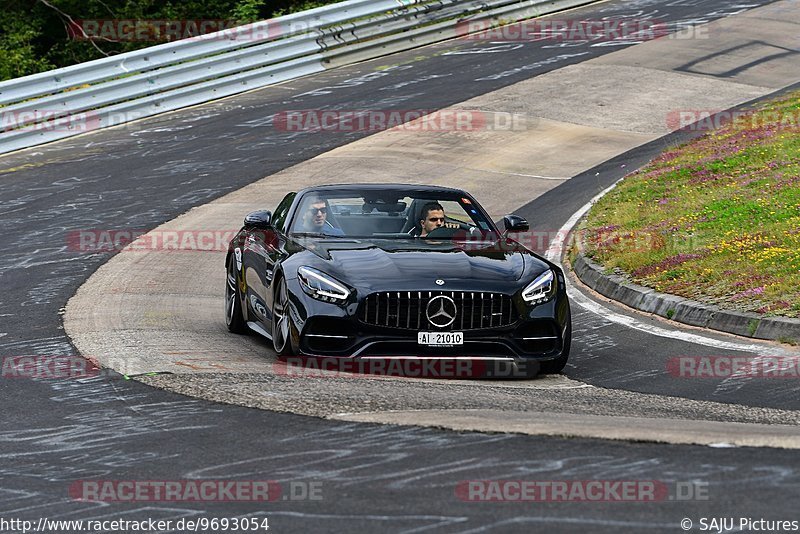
[2,0,799,532]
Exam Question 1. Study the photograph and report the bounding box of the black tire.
[225,254,248,334]
[272,276,295,357]
[540,316,571,374]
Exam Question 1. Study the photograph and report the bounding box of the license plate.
[417,331,463,346]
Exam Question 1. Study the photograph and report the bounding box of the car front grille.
[358,291,516,330]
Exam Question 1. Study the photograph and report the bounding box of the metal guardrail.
[0,0,600,155]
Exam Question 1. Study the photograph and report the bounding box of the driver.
[301,196,344,236]
[415,202,446,237]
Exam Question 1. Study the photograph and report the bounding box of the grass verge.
[580,90,800,318]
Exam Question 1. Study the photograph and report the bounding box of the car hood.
[298,238,550,288]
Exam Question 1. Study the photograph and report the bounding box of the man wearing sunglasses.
[416,202,446,237]
[300,196,344,236]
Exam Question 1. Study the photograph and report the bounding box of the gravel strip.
[139,372,800,426]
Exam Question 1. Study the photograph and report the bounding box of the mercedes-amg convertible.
[224,184,571,374]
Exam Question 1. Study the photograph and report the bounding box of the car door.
[242,194,295,327]
[242,225,272,325]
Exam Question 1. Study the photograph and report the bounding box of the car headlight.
[298,266,351,303]
[522,269,556,304]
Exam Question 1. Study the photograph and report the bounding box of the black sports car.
[225,184,571,376]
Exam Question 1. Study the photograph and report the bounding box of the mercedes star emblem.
[426,295,457,328]
[435,279,445,285]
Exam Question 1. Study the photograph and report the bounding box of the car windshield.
[288,189,494,239]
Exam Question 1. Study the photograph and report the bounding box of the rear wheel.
[272,277,295,357]
[539,316,571,374]
[225,254,248,334]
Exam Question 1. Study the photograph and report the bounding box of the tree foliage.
[0,0,338,81]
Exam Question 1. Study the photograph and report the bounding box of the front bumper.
[288,278,570,365]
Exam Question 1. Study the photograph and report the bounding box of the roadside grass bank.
[579,91,800,318]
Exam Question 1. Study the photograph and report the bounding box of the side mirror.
[244,210,272,229]
[503,215,529,233]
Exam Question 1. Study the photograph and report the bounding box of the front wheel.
[272,277,295,357]
[225,254,248,334]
